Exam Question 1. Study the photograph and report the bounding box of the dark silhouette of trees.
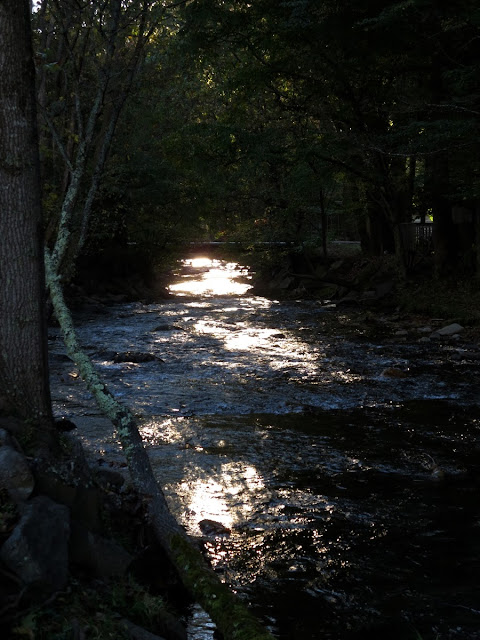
[140,0,479,274]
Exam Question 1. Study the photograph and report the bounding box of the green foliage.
[110,576,168,626]
[10,577,167,640]
[0,487,18,537]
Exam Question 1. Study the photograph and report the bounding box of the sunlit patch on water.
[140,417,187,444]
[190,316,320,377]
[168,257,252,297]
[177,462,265,535]
[178,459,265,535]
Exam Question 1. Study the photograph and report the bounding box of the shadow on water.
[143,401,480,640]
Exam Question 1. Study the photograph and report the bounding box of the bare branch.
[423,102,480,117]
[40,108,74,173]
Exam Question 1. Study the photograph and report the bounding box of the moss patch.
[171,535,274,640]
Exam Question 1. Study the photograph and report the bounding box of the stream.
[49,255,480,640]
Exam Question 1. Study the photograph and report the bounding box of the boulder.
[0,428,14,447]
[431,323,464,337]
[0,446,34,503]
[198,519,231,538]
[120,619,168,640]
[0,496,70,591]
[35,471,102,532]
[417,326,432,334]
[33,435,103,531]
[0,416,28,440]
[94,468,126,491]
[69,522,132,578]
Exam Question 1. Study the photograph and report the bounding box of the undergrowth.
[7,576,169,640]
[396,276,480,325]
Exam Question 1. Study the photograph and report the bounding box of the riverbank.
[249,245,480,330]
[0,413,191,640]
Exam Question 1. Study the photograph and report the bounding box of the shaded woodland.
[34,0,480,282]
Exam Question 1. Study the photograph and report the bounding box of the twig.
[0,586,27,618]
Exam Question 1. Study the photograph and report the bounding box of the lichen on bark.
[170,535,275,640]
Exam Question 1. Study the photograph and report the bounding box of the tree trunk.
[362,199,393,255]
[426,154,456,276]
[319,187,328,259]
[0,0,52,427]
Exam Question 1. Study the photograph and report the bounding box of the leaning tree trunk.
[0,0,52,427]
[44,249,275,640]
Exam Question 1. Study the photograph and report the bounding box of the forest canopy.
[33,0,480,279]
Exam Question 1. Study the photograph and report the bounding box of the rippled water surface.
[50,256,480,639]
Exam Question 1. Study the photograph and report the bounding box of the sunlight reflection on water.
[179,462,265,533]
[168,257,253,297]
[140,417,267,538]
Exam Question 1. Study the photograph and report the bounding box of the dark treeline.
[35,0,480,281]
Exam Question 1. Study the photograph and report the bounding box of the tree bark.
[319,187,328,259]
[0,0,52,426]
[426,154,456,276]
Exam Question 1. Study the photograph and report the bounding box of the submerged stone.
[152,323,182,332]
[113,351,158,363]
[199,519,231,538]
[381,367,409,378]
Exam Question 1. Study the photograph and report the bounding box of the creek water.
[49,256,480,640]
